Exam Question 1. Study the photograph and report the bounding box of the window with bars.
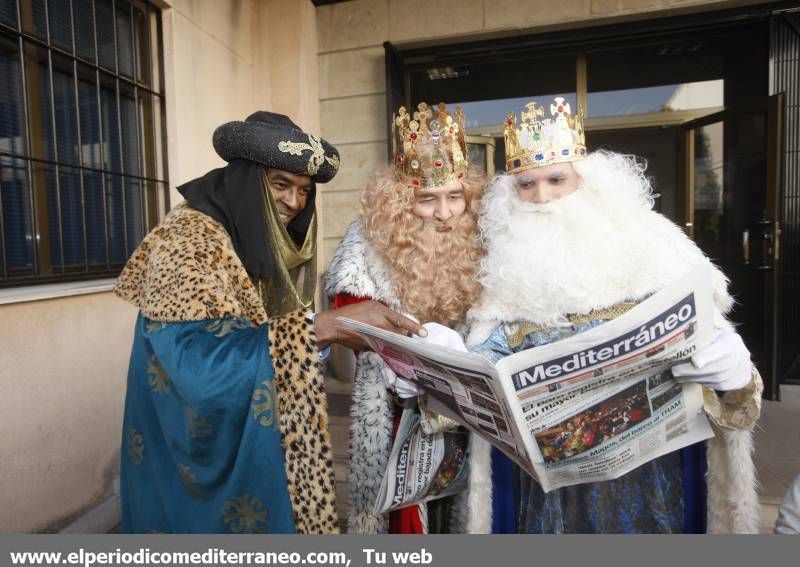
[0,0,167,287]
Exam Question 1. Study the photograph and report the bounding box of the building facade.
[0,0,796,532]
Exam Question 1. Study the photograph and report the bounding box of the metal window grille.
[772,11,800,383]
[0,0,168,287]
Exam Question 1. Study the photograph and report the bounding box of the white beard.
[467,156,733,346]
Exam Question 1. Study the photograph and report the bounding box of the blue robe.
[120,315,296,533]
[474,319,706,534]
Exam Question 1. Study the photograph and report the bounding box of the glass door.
[681,95,783,399]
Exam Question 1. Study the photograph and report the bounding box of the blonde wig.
[361,141,486,327]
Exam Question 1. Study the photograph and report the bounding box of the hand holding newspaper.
[340,265,717,497]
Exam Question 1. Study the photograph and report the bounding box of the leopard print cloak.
[115,203,338,533]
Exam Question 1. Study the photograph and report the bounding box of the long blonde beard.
[377,213,482,328]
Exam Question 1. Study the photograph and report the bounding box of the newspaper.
[373,406,470,514]
[340,265,716,493]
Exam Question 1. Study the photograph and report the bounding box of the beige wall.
[164,0,321,205]
[315,0,774,272]
[0,0,322,532]
[0,293,137,531]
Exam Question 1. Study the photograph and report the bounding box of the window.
[0,0,167,287]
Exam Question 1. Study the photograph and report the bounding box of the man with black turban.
[114,112,424,534]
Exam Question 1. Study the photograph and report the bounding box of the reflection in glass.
[78,67,101,168]
[0,38,27,155]
[0,156,34,274]
[467,143,486,171]
[106,173,125,263]
[457,94,578,129]
[95,0,115,70]
[134,4,150,85]
[0,0,17,26]
[83,170,107,266]
[53,56,79,165]
[100,80,121,172]
[48,0,73,52]
[73,0,96,62]
[115,1,133,77]
[21,0,47,38]
[692,122,724,256]
[588,80,723,117]
[27,44,55,161]
[120,85,138,175]
[58,167,85,269]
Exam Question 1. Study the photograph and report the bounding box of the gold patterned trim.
[127,428,144,465]
[702,366,763,431]
[146,354,171,395]
[252,379,276,428]
[178,463,203,501]
[277,134,339,176]
[222,494,268,534]
[505,302,639,349]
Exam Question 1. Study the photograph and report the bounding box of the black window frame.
[0,0,169,288]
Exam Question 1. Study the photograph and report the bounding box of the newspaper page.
[373,406,470,514]
[340,265,717,493]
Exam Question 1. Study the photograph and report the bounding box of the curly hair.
[361,142,486,327]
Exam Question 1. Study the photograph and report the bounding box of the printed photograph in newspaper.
[535,380,651,464]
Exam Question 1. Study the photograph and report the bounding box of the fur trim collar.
[323,220,400,309]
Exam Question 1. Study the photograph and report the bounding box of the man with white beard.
[325,103,486,534]
[465,99,762,534]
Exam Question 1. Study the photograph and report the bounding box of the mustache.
[422,219,456,232]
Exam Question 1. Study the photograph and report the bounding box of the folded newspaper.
[340,265,716,494]
[373,405,471,514]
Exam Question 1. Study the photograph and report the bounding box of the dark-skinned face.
[266,168,312,226]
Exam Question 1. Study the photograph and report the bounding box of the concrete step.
[760,496,782,534]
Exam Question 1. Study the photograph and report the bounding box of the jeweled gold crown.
[392,102,468,189]
[504,97,586,174]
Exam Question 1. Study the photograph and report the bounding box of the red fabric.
[333,293,370,310]
[333,293,424,534]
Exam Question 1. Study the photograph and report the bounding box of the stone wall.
[314,0,773,274]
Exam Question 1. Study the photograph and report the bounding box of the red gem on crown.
[411,178,420,187]
[409,132,418,141]
[434,160,443,168]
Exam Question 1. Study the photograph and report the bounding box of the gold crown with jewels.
[392,102,469,189]
[504,97,586,174]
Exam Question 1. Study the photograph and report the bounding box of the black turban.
[177,112,339,303]
[212,111,340,183]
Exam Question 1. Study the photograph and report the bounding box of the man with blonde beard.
[465,99,762,533]
[324,103,486,534]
